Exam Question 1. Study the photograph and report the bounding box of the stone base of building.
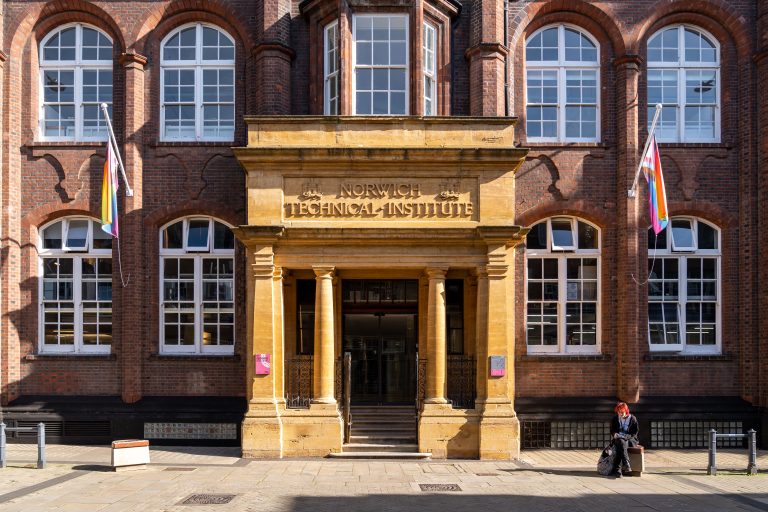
[418,402,481,458]
[281,403,343,457]
[241,402,283,458]
[477,401,521,460]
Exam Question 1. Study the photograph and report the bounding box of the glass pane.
[671,219,694,249]
[92,222,113,249]
[526,222,547,249]
[163,221,184,249]
[187,219,210,249]
[577,221,598,249]
[648,226,667,250]
[65,219,89,249]
[43,221,63,249]
[697,222,718,250]
[551,219,574,249]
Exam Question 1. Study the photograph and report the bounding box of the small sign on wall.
[255,354,271,375]
[489,356,506,377]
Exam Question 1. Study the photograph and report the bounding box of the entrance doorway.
[341,280,418,405]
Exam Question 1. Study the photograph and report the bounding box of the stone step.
[349,434,417,443]
[350,426,416,434]
[328,451,431,460]
[341,443,420,453]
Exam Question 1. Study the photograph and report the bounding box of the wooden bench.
[111,440,150,472]
[628,445,645,476]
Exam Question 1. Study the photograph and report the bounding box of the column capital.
[119,52,148,69]
[424,266,449,279]
[272,267,283,281]
[612,54,643,70]
[312,266,335,279]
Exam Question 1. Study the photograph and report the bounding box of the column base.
[241,401,283,458]
[418,403,480,459]
[477,401,520,460]
[280,403,343,457]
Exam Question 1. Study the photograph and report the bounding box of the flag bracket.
[100,103,134,197]
[628,103,663,198]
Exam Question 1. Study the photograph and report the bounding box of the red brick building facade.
[0,0,766,450]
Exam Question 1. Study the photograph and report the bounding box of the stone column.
[424,267,448,403]
[476,227,524,460]
[118,52,147,404]
[312,266,336,404]
[235,227,284,458]
[418,266,454,457]
[614,56,643,404]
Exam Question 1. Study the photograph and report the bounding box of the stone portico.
[233,117,528,459]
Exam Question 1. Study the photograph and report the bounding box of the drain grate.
[164,467,197,472]
[179,494,237,505]
[419,484,461,492]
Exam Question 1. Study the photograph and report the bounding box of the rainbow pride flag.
[641,135,668,235]
[101,139,120,237]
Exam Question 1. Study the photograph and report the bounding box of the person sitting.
[610,401,639,478]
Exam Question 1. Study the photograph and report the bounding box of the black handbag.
[597,443,616,476]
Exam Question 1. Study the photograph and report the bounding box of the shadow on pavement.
[70,464,113,472]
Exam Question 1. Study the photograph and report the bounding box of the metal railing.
[284,356,313,408]
[0,422,46,469]
[447,355,476,409]
[707,429,758,476]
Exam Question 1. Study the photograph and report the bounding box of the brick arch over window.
[629,0,751,58]
[143,200,244,234]
[131,0,256,56]
[516,202,611,232]
[509,0,626,58]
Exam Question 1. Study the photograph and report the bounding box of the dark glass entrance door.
[343,313,417,404]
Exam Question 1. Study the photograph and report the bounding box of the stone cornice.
[477,225,528,246]
[465,42,509,60]
[613,54,643,68]
[251,43,296,61]
[232,225,285,244]
[119,52,148,69]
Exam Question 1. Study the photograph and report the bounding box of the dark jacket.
[610,414,639,443]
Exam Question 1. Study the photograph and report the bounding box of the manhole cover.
[419,484,462,492]
[179,494,237,505]
[165,467,197,472]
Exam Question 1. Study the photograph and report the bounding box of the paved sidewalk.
[0,445,766,511]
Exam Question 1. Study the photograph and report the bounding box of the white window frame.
[351,13,410,115]
[324,21,340,115]
[525,24,601,143]
[525,217,601,355]
[423,22,437,116]
[38,23,113,142]
[648,217,721,353]
[159,217,235,355]
[647,24,721,143]
[160,23,236,142]
[38,217,112,354]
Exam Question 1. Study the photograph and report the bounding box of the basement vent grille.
[522,421,610,449]
[15,420,63,438]
[650,421,743,448]
[64,421,111,437]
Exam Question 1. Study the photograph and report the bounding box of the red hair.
[615,402,630,415]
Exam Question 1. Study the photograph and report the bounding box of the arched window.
[647,25,720,142]
[39,217,113,353]
[647,217,720,352]
[39,24,113,141]
[525,24,600,142]
[160,23,235,141]
[159,217,235,354]
[525,217,600,354]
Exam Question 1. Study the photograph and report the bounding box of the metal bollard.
[37,423,45,469]
[0,423,6,469]
[707,429,717,476]
[747,429,758,476]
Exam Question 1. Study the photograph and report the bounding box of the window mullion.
[558,67,565,141]
[74,256,82,352]
[679,256,687,347]
[195,256,202,353]
[195,66,202,141]
[558,255,566,352]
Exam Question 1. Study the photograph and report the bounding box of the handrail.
[343,352,352,443]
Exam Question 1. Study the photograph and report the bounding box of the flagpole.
[628,103,663,198]
[100,103,134,197]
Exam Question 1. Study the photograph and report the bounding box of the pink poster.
[255,354,271,375]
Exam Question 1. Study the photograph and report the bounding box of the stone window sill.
[151,141,235,148]
[25,353,116,361]
[148,353,241,362]
[524,142,609,150]
[518,354,611,362]
[643,353,731,362]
